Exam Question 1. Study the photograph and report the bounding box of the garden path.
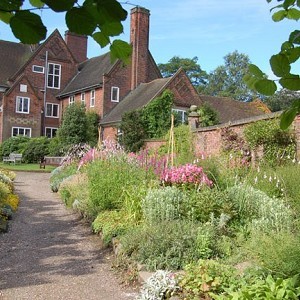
[0,171,137,300]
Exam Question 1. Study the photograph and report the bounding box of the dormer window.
[111,87,119,102]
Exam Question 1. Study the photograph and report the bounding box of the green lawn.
[0,162,56,172]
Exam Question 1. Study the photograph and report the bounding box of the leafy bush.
[0,169,16,181]
[142,186,187,224]
[86,157,148,218]
[22,137,50,163]
[86,110,100,147]
[244,119,296,165]
[92,210,135,245]
[245,231,300,278]
[177,259,239,299]
[227,183,293,232]
[0,136,29,157]
[183,187,234,223]
[120,221,216,271]
[0,182,10,202]
[3,194,19,211]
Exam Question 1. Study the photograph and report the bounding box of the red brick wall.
[2,78,42,140]
[102,126,117,141]
[192,114,300,160]
[64,31,87,63]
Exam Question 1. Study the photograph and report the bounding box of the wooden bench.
[3,153,22,164]
[40,156,64,169]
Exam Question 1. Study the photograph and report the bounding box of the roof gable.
[0,40,32,87]
[100,77,170,125]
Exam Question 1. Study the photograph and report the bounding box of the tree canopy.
[244,0,300,129]
[158,56,208,87]
[202,51,260,102]
[0,0,132,62]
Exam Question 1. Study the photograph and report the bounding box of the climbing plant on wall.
[120,90,174,152]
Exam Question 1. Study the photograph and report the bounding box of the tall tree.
[0,0,132,62]
[264,89,300,112]
[57,103,88,146]
[158,56,208,87]
[202,51,260,102]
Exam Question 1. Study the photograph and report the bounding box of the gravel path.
[0,172,137,300]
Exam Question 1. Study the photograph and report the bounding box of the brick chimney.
[130,7,150,90]
[64,31,88,63]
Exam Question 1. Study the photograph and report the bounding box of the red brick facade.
[0,30,78,142]
[191,113,300,160]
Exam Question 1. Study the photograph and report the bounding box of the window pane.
[53,105,58,117]
[19,128,24,135]
[12,128,18,136]
[52,128,57,137]
[25,129,30,137]
[23,99,29,112]
[54,76,59,88]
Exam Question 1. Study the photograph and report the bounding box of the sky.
[0,0,297,76]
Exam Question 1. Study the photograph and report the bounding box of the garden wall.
[191,112,300,160]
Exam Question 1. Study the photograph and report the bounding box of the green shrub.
[225,274,300,300]
[92,210,135,245]
[177,259,239,299]
[0,181,10,202]
[22,137,50,163]
[142,186,187,224]
[120,221,216,271]
[183,187,234,223]
[86,158,147,218]
[245,231,300,278]
[0,136,29,157]
[227,183,293,232]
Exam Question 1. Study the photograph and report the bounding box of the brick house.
[0,29,87,142]
[0,6,268,144]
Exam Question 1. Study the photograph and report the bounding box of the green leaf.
[272,10,287,21]
[10,11,47,44]
[66,7,97,35]
[110,39,132,64]
[42,0,76,12]
[281,41,293,51]
[29,0,44,8]
[0,0,23,11]
[289,30,300,44]
[96,0,127,22]
[280,107,298,129]
[279,76,300,90]
[0,11,13,24]
[283,0,296,9]
[254,79,277,95]
[287,8,300,20]
[101,21,123,37]
[248,64,265,77]
[92,31,110,48]
[270,54,291,76]
[286,47,300,63]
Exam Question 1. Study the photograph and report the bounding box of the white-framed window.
[12,127,31,137]
[90,89,95,107]
[46,103,59,118]
[45,127,58,138]
[111,86,119,102]
[16,96,30,114]
[32,65,44,73]
[69,95,75,105]
[172,109,188,124]
[20,84,27,92]
[81,92,85,104]
[47,63,61,89]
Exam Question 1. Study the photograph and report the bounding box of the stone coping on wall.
[193,111,282,133]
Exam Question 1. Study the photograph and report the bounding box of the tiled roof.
[58,52,113,96]
[0,40,32,87]
[199,95,268,124]
[100,78,170,125]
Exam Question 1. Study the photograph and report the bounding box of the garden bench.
[2,153,22,164]
[40,156,64,169]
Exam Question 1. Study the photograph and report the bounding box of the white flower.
[254,177,258,184]
[269,176,272,182]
